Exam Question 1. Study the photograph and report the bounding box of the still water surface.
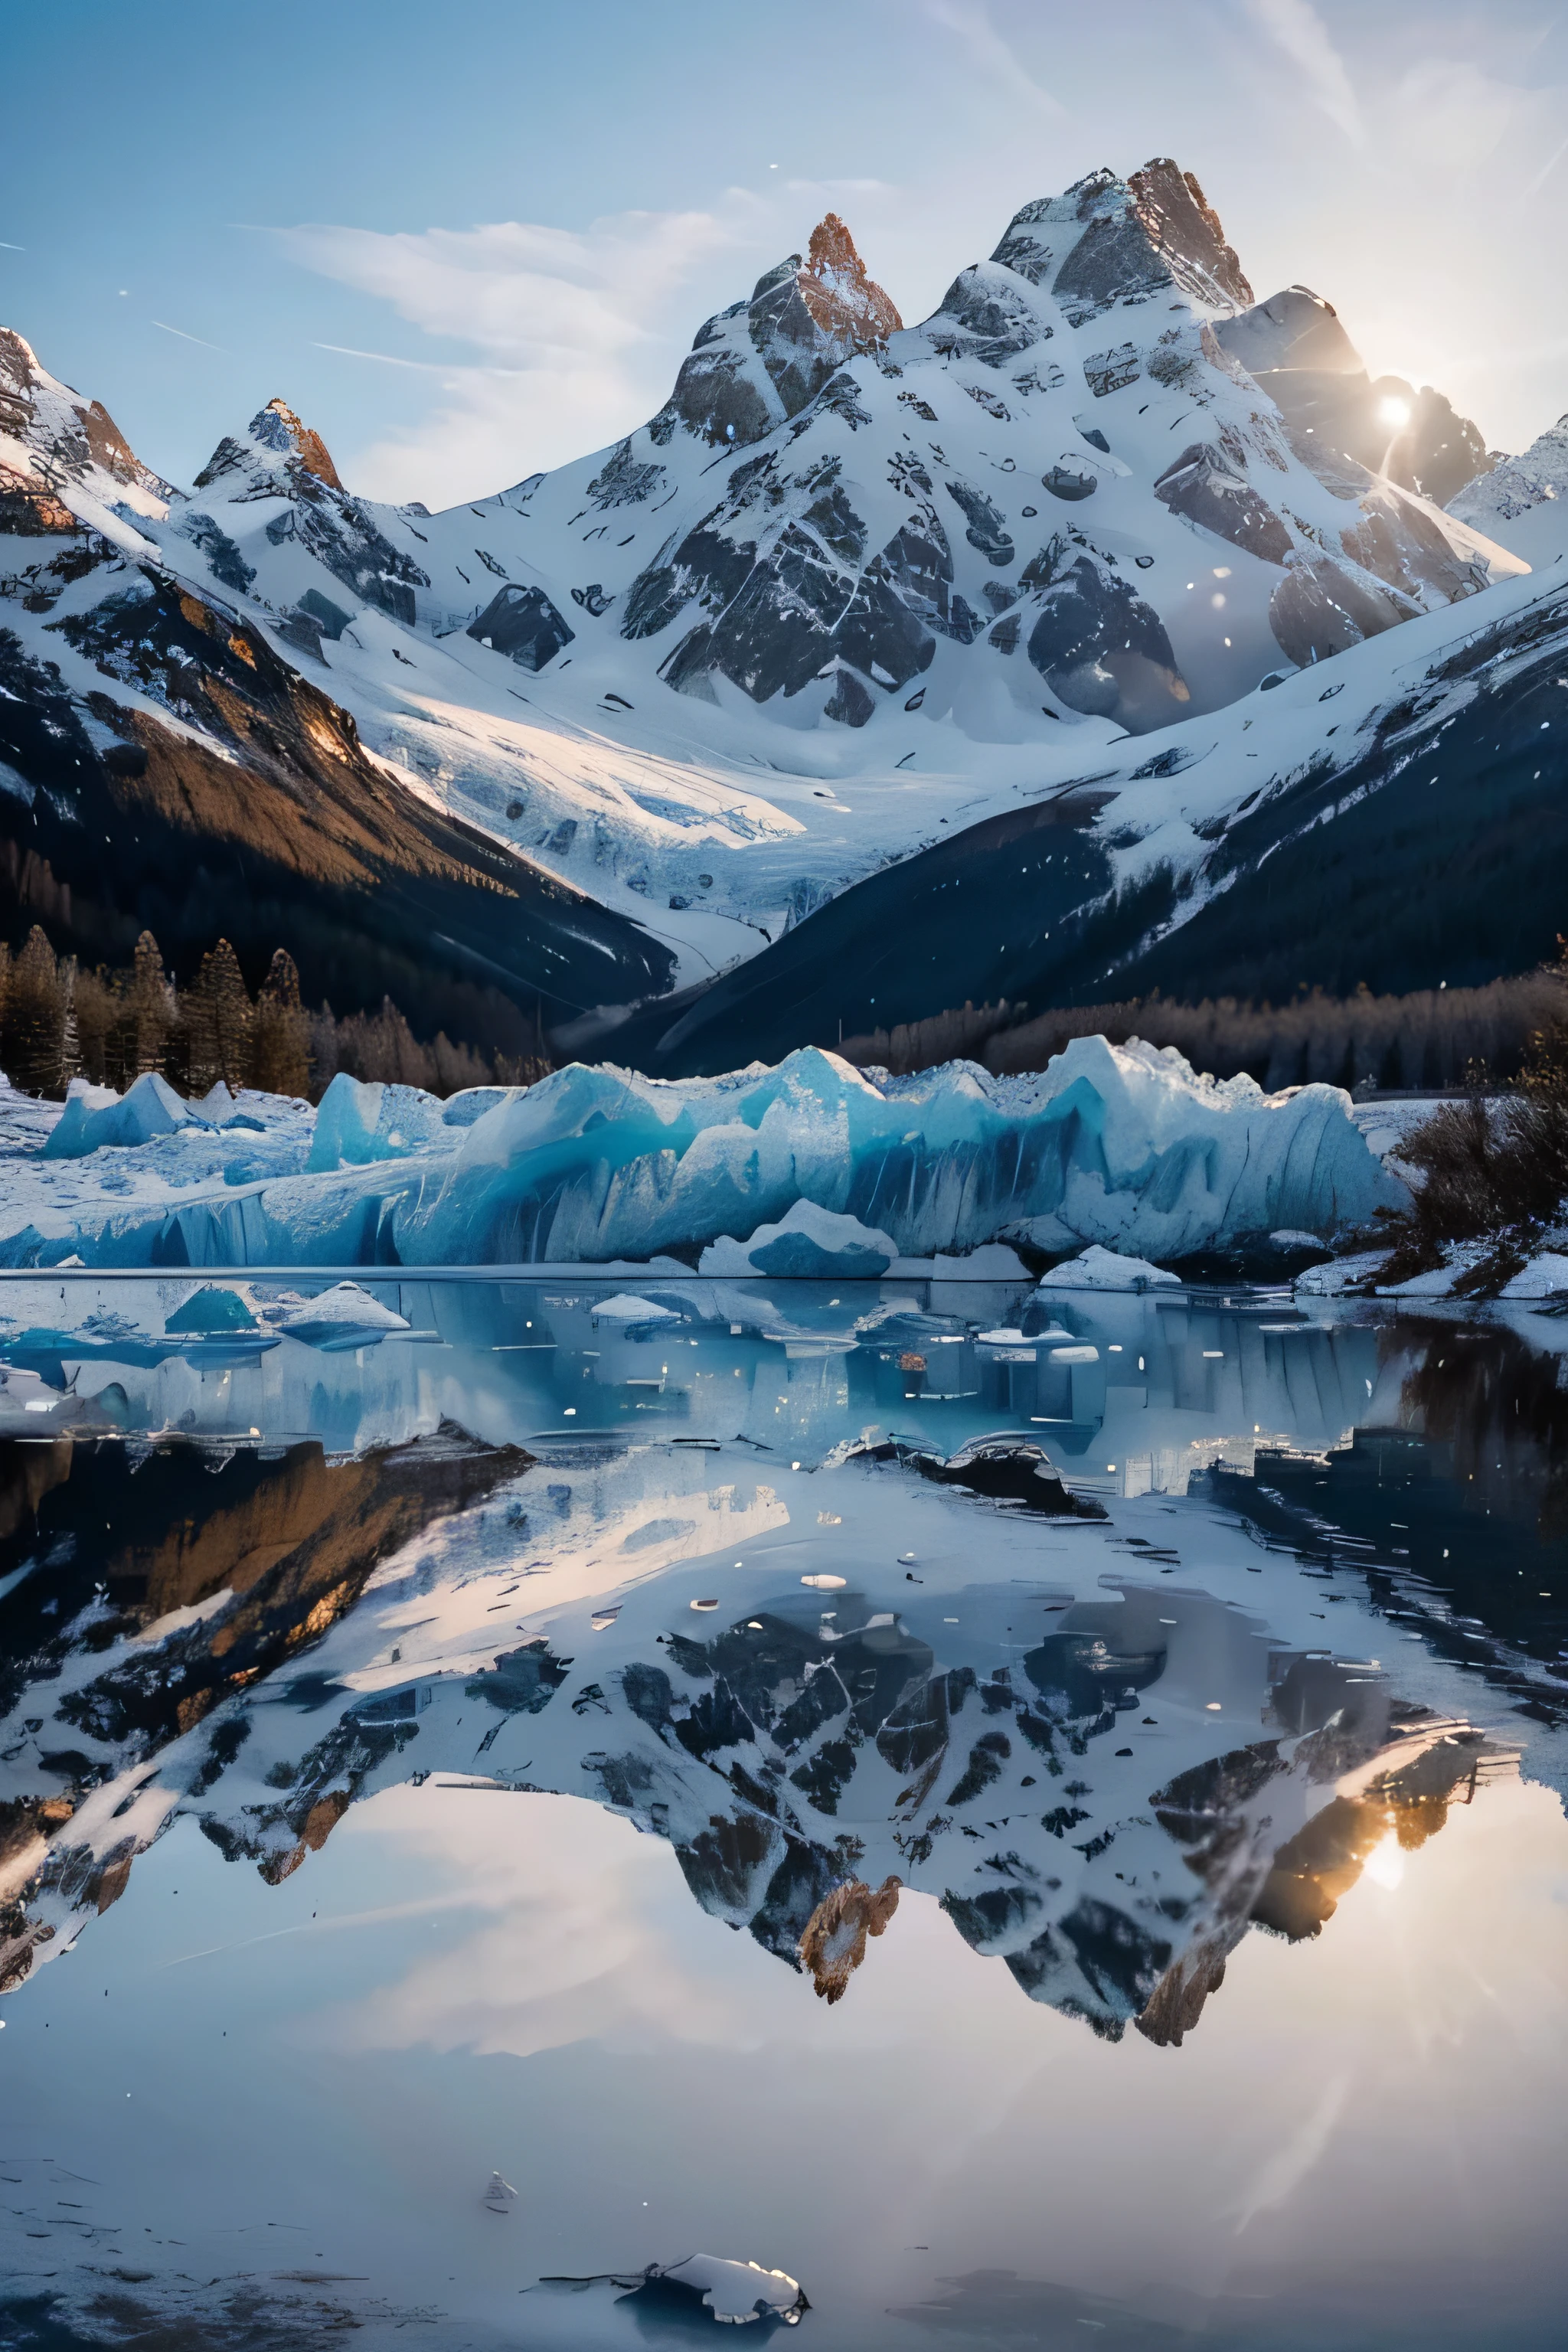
[0,1269,1564,2350]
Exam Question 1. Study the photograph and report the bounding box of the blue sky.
[5,0,1568,505]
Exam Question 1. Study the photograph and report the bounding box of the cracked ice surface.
[0,1038,1399,1271]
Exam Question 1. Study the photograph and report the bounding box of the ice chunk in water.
[645,2254,807,2324]
[269,1282,411,1348]
[1036,1245,1181,1290]
[165,1282,261,1334]
[700,1199,897,1278]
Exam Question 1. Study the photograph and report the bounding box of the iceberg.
[266,1280,413,1348]
[43,1072,210,1159]
[1036,1245,1181,1292]
[699,1200,898,1279]
[0,1037,1400,1271]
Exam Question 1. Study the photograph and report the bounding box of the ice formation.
[44,1073,217,1159]
[1036,1244,1181,1290]
[0,1037,1400,1270]
[699,1199,900,1279]
[648,2256,807,2326]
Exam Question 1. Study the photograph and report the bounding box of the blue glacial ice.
[0,1039,1402,1271]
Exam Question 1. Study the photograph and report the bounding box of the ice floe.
[1035,1244,1181,1291]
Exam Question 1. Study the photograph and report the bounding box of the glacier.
[0,1037,1399,1271]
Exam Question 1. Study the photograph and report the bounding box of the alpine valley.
[3,159,1566,1075]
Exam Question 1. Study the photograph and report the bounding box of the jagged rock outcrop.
[1128,158,1253,310]
[190,400,428,625]
[1214,286,1491,508]
[799,1873,902,2002]
[0,327,172,537]
[650,212,900,451]
[1449,411,1568,563]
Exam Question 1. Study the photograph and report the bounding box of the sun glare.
[1379,396,1413,430]
[1363,1831,1406,1891]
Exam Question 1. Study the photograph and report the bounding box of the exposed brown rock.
[1135,1936,1230,2047]
[259,397,343,490]
[0,461,78,536]
[798,1873,901,2002]
[797,214,901,348]
[0,1436,74,1544]
[73,397,151,488]
[55,1432,529,1755]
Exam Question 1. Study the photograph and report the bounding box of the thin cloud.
[923,0,1065,119]
[1233,2075,1349,2233]
[0,241,24,253]
[1530,133,1568,193]
[274,207,748,371]
[152,318,227,351]
[312,340,452,372]
[1242,0,1364,144]
[271,193,861,504]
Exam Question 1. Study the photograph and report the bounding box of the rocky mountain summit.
[0,155,1558,1065]
[1214,285,1490,509]
[0,326,172,537]
[655,210,902,449]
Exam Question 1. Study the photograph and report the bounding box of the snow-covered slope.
[0,325,172,551]
[0,158,1544,1050]
[1213,283,1491,509]
[1449,412,1568,569]
[113,163,1519,959]
[608,557,1568,1072]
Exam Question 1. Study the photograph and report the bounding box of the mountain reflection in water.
[0,1273,1565,2349]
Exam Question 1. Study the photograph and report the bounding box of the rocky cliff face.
[590,163,1509,737]
[0,327,172,537]
[648,211,901,453]
[1448,410,1568,566]
[1214,285,1491,510]
[1128,158,1254,311]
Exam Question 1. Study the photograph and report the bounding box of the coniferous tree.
[132,930,171,1077]
[184,939,253,1096]
[74,965,116,1086]
[58,954,80,1089]
[248,948,311,1098]
[3,927,66,1097]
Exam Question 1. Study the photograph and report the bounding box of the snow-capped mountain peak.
[0,324,172,546]
[1214,284,1491,511]
[1448,411,1568,567]
[193,395,345,494]
[651,209,901,452]
[178,394,430,638]
[989,159,1253,325]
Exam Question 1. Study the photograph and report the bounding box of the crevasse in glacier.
[0,1040,1399,1270]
